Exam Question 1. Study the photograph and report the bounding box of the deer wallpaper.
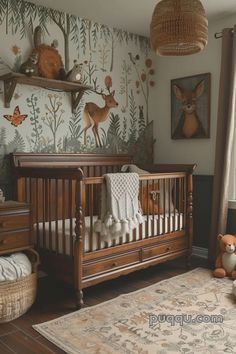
[0,0,156,195]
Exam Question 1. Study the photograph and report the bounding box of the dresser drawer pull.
[111,262,118,267]
[0,239,7,245]
[0,222,6,228]
[166,247,171,252]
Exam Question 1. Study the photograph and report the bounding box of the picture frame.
[171,73,211,139]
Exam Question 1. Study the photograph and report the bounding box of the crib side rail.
[15,167,84,179]
[83,172,186,184]
[141,163,197,174]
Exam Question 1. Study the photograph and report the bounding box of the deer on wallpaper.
[172,80,207,139]
[82,89,118,147]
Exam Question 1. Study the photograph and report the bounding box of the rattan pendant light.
[150,0,208,56]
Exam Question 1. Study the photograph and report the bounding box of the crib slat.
[62,179,66,254]
[163,179,166,234]
[35,178,39,248]
[42,178,46,249]
[97,232,101,250]
[16,177,26,202]
[177,179,180,231]
[183,177,186,229]
[45,178,50,251]
[55,179,59,254]
[140,180,143,240]
[69,179,73,256]
[48,178,52,251]
[84,166,88,177]
[157,179,161,235]
[174,178,176,232]
[96,184,102,251]
[89,184,94,252]
[152,179,154,237]
[168,178,171,233]
[133,227,137,242]
[28,177,32,207]
[178,178,182,231]
[25,178,28,203]
[126,226,130,243]
[89,166,95,177]
[45,178,48,221]
[99,166,102,177]
[146,179,149,239]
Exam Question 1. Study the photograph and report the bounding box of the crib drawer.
[83,251,140,277]
[0,231,31,252]
[142,238,188,261]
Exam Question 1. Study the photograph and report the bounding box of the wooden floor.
[0,256,209,354]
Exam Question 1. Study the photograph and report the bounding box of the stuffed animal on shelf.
[66,60,83,83]
[33,26,63,80]
[19,51,38,76]
[213,234,236,279]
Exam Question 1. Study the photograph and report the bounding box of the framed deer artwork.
[171,73,211,139]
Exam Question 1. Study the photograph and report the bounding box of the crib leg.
[76,289,84,309]
[186,254,191,269]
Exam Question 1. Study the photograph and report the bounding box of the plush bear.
[66,60,83,82]
[213,234,236,279]
[19,51,38,76]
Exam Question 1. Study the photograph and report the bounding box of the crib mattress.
[34,214,183,255]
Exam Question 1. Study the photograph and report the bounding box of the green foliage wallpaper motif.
[0,0,156,193]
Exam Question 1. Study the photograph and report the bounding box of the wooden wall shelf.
[0,72,92,112]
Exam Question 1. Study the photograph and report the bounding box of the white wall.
[151,14,236,175]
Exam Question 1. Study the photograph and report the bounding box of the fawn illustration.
[82,89,118,147]
[172,80,207,138]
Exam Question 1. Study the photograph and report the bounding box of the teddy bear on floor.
[213,234,236,279]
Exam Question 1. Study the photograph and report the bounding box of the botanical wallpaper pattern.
[0,0,156,194]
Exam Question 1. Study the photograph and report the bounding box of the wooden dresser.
[0,201,33,255]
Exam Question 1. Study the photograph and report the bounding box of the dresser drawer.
[0,214,30,233]
[142,238,188,261]
[0,231,31,252]
[83,251,140,277]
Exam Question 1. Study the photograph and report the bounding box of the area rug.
[33,268,236,354]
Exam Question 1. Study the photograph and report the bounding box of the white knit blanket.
[94,173,144,241]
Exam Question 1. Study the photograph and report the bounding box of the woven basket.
[0,249,39,323]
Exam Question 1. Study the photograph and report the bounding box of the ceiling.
[29,0,236,37]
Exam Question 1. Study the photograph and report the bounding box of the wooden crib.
[11,153,196,308]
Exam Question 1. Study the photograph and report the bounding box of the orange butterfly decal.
[3,106,28,127]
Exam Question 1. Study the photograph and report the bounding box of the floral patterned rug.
[33,268,236,354]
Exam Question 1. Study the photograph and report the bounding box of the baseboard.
[192,246,208,259]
